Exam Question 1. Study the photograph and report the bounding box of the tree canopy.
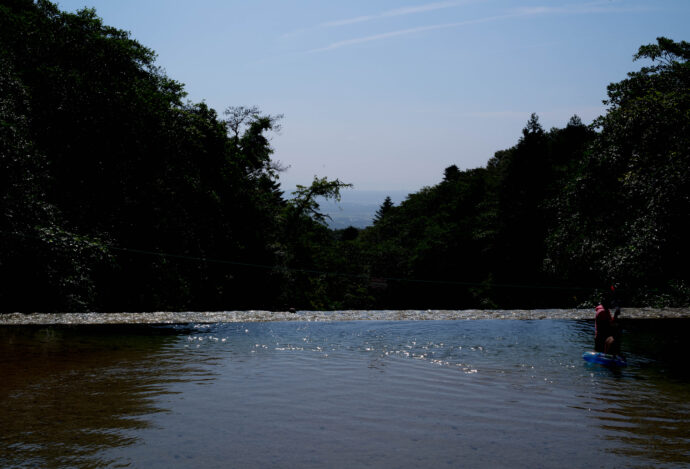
[0,4,686,312]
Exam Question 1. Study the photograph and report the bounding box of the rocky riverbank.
[1,308,689,325]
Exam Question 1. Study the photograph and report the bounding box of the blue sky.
[57,0,689,193]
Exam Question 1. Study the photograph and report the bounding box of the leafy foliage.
[545,37,690,305]
[0,3,686,311]
[0,54,108,311]
[0,1,285,311]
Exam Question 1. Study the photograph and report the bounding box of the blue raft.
[582,351,627,367]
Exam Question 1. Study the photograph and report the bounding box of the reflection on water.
[0,326,217,468]
[584,319,690,465]
[593,382,690,465]
[1,320,689,468]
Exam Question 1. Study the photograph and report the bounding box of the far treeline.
[1,1,688,312]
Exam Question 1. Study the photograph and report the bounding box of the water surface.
[1,319,689,468]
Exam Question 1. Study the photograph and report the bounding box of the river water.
[1,314,689,468]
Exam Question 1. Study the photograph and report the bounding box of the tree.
[546,37,690,305]
[0,56,108,311]
[257,176,353,309]
[443,165,461,182]
[0,1,290,311]
[373,196,394,224]
[487,114,552,304]
[286,176,352,226]
[522,112,545,139]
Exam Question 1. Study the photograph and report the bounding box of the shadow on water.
[578,319,690,466]
[0,325,217,469]
[594,383,690,465]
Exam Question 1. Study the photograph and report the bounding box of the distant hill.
[286,189,411,229]
[322,201,382,229]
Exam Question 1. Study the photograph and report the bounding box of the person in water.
[594,300,621,355]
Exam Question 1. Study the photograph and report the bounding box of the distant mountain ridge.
[323,190,410,229]
[284,189,411,229]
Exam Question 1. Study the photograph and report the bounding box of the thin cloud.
[514,1,652,16]
[285,1,479,36]
[322,1,475,27]
[307,1,652,54]
[307,14,516,53]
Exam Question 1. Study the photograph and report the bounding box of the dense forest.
[1,0,688,312]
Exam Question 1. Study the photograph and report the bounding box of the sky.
[56,0,689,193]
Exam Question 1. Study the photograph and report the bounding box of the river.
[1,312,689,468]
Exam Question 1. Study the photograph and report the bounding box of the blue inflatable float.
[582,351,627,367]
